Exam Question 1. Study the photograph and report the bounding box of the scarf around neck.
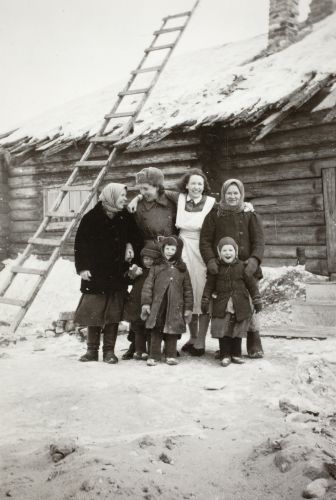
[218,178,245,216]
[99,183,126,218]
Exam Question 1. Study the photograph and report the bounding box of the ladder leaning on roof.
[0,1,200,334]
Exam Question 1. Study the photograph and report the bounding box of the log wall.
[0,153,10,262]
[7,133,200,259]
[201,110,336,276]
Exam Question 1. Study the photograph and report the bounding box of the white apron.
[176,194,216,314]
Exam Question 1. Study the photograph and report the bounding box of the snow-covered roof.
[2,12,336,154]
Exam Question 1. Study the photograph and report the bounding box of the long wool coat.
[135,193,178,241]
[141,259,193,335]
[200,209,265,276]
[74,202,143,294]
[202,260,261,322]
[123,268,150,323]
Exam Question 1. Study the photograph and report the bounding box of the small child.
[201,237,262,367]
[141,236,193,366]
[123,241,161,360]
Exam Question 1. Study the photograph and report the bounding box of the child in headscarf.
[141,236,193,366]
[201,237,262,366]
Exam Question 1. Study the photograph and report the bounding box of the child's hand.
[80,270,91,281]
[128,264,143,279]
[141,305,151,321]
[201,298,210,314]
[254,300,262,313]
[184,310,193,324]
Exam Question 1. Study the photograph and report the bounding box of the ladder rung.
[47,211,75,218]
[28,237,61,247]
[118,88,151,97]
[0,297,27,307]
[90,135,121,144]
[145,44,175,52]
[131,66,162,75]
[105,112,136,119]
[46,221,73,232]
[153,26,184,35]
[61,185,94,192]
[75,161,107,168]
[11,266,46,276]
[163,11,191,20]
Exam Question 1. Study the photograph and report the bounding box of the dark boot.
[79,326,101,362]
[247,330,264,358]
[122,342,135,360]
[103,323,118,364]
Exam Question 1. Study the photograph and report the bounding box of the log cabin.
[0,0,336,278]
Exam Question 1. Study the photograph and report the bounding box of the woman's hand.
[207,258,219,275]
[80,270,91,281]
[243,201,255,213]
[127,194,143,213]
[184,310,193,324]
[244,257,258,277]
[141,305,151,321]
[125,243,134,262]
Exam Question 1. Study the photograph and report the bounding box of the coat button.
[170,277,173,281]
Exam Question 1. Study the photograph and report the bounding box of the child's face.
[142,256,154,268]
[164,244,177,259]
[220,244,236,263]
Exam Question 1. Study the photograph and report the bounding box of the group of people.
[74,166,265,367]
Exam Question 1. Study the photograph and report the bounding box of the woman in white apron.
[174,169,216,356]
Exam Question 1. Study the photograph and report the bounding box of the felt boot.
[247,330,264,358]
[103,323,118,364]
[79,326,100,362]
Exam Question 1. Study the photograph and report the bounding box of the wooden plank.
[11,209,42,221]
[10,221,39,233]
[144,44,175,52]
[11,266,46,275]
[253,194,323,214]
[131,66,162,75]
[261,327,328,339]
[263,257,328,275]
[0,297,26,307]
[264,225,326,245]
[261,212,325,227]
[9,187,39,199]
[264,245,326,259]
[245,178,322,198]
[322,167,336,273]
[9,198,40,211]
[28,237,61,247]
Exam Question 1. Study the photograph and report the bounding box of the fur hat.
[135,167,164,186]
[140,241,161,260]
[159,235,184,261]
[217,237,238,256]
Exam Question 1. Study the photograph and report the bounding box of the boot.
[192,314,210,354]
[79,326,101,362]
[103,323,118,364]
[122,342,135,360]
[247,330,264,358]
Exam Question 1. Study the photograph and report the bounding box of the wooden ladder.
[0,1,200,334]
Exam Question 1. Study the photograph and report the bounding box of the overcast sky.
[0,0,310,132]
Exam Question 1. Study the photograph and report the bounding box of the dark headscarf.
[218,179,245,216]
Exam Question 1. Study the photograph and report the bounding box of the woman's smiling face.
[224,184,241,206]
[186,174,204,199]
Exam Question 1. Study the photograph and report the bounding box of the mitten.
[207,258,219,275]
[184,310,192,324]
[254,300,262,313]
[244,257,259,277]
[243,201,255,213]
[141,305,151,321]
[201,297,210,314]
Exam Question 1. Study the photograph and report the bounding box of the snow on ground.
[1,257,336,499]
[2,12,336,146]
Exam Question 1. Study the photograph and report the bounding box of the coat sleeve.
[199,209,217,264]
[183,269,194,312]
[202,273,216,300]
[74,214,91,274]
[248,213,265,263]
[243,274,261,303]
[125,212,144,263]
[141,267,155,306]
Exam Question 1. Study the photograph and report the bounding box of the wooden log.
[262,257,328,276]
[253,194,323,214]
[264,226,326,245]
[126,136,200,153]
[245,178,322,198]
[9,197,40,210]
[10,187,39,199]
[10,221,40,233]
[114,150,198,167]
[322,167,336,274]
[11,209,42,221]
[264,245,326,259]
[261,211,325,227]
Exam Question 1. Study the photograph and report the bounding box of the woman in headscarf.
[74,182,143,364]
[200,179,265,358]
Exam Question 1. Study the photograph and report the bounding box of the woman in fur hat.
[141,236,193,366]
[200,179,265,358]
[74,183,143,364]
[202,237,262,366]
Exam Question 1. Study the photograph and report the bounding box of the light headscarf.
[99,183,126,218]
[218,178,245,216]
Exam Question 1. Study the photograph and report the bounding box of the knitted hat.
[217,237,238,256]
[135,167,164,186]
[140,241,161,260]
[159,235,183,259]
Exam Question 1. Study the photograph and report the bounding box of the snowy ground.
[1,259,336,499]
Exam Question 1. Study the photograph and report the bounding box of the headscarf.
[99,183,126,218]
[218,178,245,216]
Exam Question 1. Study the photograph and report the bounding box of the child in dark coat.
[141,236,193,366]
[201,237,262,367]
[123,242,161,360]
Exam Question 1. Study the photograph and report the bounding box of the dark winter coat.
[123,268,150,322]
[200,208,265,276]
[202,260,261,322]
[74,202,143,294]
[135,193,177,242]
[141,259,193,335]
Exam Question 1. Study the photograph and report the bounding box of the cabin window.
[43,187,97,219]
